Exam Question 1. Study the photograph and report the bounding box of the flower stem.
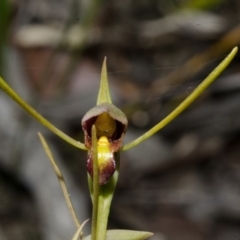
[91,125,99,240]
[96,155,119,240]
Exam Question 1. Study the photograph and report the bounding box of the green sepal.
[97,57,112,104]
[0,76,87,150]
[122,46,238,151]
[84,229,153,240]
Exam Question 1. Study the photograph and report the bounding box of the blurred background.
[1,0,240,239]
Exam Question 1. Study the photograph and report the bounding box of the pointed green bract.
[122,47,238,151]
[97,57,112,104]
[85,229,153,240]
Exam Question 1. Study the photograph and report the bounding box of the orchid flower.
[0,47,238,240]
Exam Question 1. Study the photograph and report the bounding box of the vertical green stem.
[96,192,110,240]
[96,153,120,240]
[87,145,119,240]
[91,125,99,240]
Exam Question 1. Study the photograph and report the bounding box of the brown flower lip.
[86,152,116,185]
[82,102,128,152]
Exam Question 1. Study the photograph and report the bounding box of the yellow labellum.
[97,136,113,167]
[95,112,116,138]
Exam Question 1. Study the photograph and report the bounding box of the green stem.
[122,47,238,151]
[91,125,99,240]
[0,76,87,150]
[96,153,120,240]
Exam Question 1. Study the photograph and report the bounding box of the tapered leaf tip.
[97,57,112,104]
[230,46,238,55]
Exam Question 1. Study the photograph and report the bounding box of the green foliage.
[85,229,153,240]
[182,0,224,10]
